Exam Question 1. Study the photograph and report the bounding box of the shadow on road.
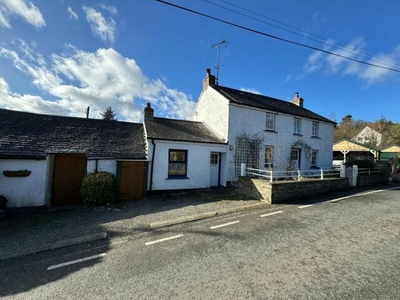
[0,238,111,298]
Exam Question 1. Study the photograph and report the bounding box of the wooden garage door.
[119,161,144,201]
[52,154,86,206]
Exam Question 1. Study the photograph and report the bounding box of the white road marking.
[260,210,284,218]
[145,234,184,246]
[328,187,400,203]
[47,253,106,271]
[210,220,240,229]
[328,196,351,203]
[298,204,315,209]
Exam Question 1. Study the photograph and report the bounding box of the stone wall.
[238,177,350,204]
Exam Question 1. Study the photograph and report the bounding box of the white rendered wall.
[192,87,230,141]
[0,159,48,207]
[87,160,117,175]
[148,140,227,191]
[227,104,334,180]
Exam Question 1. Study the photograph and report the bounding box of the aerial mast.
[211,37,228,85]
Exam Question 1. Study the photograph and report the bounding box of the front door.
[290,148,301,170]
[210,152,220,187]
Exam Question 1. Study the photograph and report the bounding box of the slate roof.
[0,109,146,159]
[212,85,335,124]
[145,117,225,144]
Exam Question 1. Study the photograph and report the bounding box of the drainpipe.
[150,139,156,191]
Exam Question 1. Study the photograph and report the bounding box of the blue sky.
[0,0,399,123]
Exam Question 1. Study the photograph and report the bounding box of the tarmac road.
[1,186,400,299]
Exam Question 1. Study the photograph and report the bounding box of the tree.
[334,115,365,142]
[101,106,116,120]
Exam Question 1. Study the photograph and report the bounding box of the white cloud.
[298,38,400,84]
[0,43,195,121]
[0,0,45,29]
[83,6,116,43]
[67,7,78,20]
[359,46,400,83]
[239,87,261,94]
[0,77,69,114]
[100,4,117,16]
[311,11,326,25]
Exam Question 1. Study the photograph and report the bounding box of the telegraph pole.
[85,106,90,118]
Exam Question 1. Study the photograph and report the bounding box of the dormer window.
[266,113,275,131]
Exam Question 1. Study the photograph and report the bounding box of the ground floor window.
[168,149,187,177]
[311,150,318,166]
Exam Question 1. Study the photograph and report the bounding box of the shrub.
[80,172,116,205]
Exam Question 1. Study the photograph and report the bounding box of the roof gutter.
[147,137,227,145]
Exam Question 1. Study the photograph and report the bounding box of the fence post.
[297,169,301,181]
[270,170,273,183]
[351,165,358,186]
[240,163,246,176]
[340,165,346,178]
[320,167,324,179]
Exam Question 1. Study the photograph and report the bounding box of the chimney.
[202,68,216,90]
[290,92,304,107]
[144,103,154,121]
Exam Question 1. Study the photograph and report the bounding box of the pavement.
[0,186,268,261]
[0,183,398,261]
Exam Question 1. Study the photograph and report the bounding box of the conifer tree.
[101,106,116,120]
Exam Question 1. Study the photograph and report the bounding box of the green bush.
[80,172,116,205]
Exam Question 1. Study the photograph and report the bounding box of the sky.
[0,0,399,123]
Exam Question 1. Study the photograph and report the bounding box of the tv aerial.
[211,37,228,85]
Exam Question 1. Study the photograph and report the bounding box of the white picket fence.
[240,163,384,187]
[240,163,341,183]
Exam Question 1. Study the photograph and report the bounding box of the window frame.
[290,148,299,161]
[168,149,188,178]
[312,121,319,137]
[210,153,218,165]
[265,113,276,131]
[293,118,301,135]
[311,150,318,166]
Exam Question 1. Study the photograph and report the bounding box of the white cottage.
[0,109,147,208]
[144,103,227,191]
[352,126,382,147]
[192,69,336,182]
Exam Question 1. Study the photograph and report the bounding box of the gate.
[52,154,86,206]
[118,161,145,201]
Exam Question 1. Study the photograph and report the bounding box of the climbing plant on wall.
[234,131,263,177]
[290,139,314,169]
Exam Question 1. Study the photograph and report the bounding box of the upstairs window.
[293,118,301,134]
[312,122,319,137]
[266,113,275,131]
[168,150,187,177]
